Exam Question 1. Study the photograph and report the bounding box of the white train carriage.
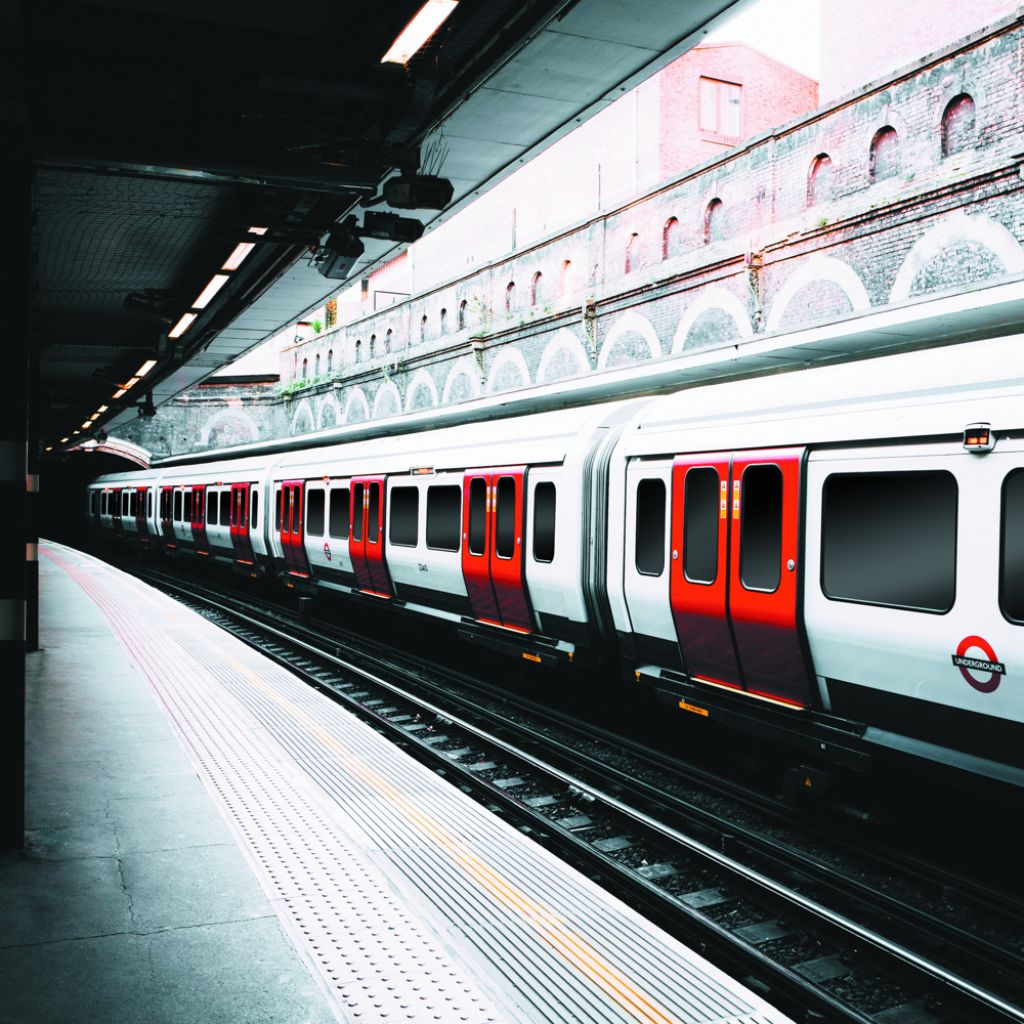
[266,402,639,663]
[610,334,1024,789]
[88,469,162,546]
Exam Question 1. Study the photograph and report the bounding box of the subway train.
[88,335,1024,797]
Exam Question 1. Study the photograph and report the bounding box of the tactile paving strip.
[45,544,795,1024]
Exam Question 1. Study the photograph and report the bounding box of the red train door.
[349,477,390,596]
[191,484,208,554]
[728,448,813,707]
[279,480,310,577]
[160,486,174,548]
[461,468,531,632]
[230,483,255,564]
[670,454,743,689]
[135,486,150,539]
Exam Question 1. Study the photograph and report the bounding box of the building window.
[532,482,556,563]
[370,334,377,358]
[505,281,516,313]
[306,488,326,537]
[426,485,461,551]
[942,93,976,157]
[740,465,782,593]
[458,299,467,329]
[315,353,321,376]
[302,357,308,378]
[559,259,573,296]
[682,467,719,584]
[699,77,741,140]
[327,349,333,372]
[355,339,362,362]
[440,307,448,333]
[389,487,419,547]
[531,271,543,306]
[703,198,724,244]
[662,217,680,260]
[807,153,834,207]
[385,328,393,353]
[1001,470,1024,623]
[625,233,639,274]
[329,488,349,539]
[869,126,900,181]
[822,471,957,613]
[635,478,666,576]
[420,314,428,342]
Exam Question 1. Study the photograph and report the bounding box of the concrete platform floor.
[0,550,338,1024]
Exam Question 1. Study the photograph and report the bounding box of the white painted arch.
[672,287,753,353]
[766,255,871,332]
[890,211,1024,303]
[372,381,402,419]
[200,407,261,448]
[485,349,531,394]
[342,388,371,424]
[289,399,316,436]
[404,368,439,413]
[536,328,590,384]
[441,358,483,405]
[317,396,341,430]
[597,311,660,369]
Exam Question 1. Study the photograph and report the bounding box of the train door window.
[1000,469,1023,623]
[495,477,516,559]
[184,490,193,523]
[207,491,218,525]
[172,490,181,521]
[821,471,957,612]
[306,488,326,537]
[128,491,136,516]
[329,488,350,539]
[683,467,719,584]
[352,483,364,541]
[122,491,129,516]
[275,488,283,531]
[218,490,230,526]
[532,482,556,563]
[468,478,487,555]
[367,483,381,544]
[389,487,419,546]
[251,491,258,529]
[740,465,782,593]
[426,485,461,551]
[635,478,666,576]
[146,490,152,518]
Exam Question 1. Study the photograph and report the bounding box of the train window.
[173,490,182,521]
[368,483,380,544]
[822,471,957,613]
[389,487,419,547]
[1000,469,1024,623]
[635,478,666,576]
[426,485,461,551]
[468,479,486,555]
[683,468,719,584]
[306,488,325,537]
[146,490,152,518]
[183,490,193,522]
[740,465,782,593]
[352,484,364,541]
[532,482,556,563]
[122,491,129,516]
[275,489,283,531]
[207,491,218,525]
[218,491,230,527]
[495,477,516,559]
[129,491,136,517]
[251,490,259,529]
[329,488,349,539]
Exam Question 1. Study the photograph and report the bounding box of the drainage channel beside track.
[133,566,1024,1024]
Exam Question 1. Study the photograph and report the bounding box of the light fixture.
[192,274,230,309]
[73,430,80,435]
[382,0,457,64]
[60,437,69,443]
[45,446,53,452]
[248,226,267,235]
[169,312,197,338]
[112,388,127,399]
[135,361,157,378]
[97,404,109,413]
[222,242,254,271]
[121,376,141,390]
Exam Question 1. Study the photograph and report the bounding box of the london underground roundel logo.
[323,542,332,562]
[951,635,1005,693]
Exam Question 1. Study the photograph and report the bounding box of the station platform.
[3,542,795,1024]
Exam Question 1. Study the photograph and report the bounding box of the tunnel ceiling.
[12,0,750,452]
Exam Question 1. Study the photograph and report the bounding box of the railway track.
[131,564,1024,1024]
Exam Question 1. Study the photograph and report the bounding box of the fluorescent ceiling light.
[97,404,109,413]
[248,226,268,235]
[81,421,92,429]
[45,446,53,452]
[60,437,69,443]
[169,312,197,338]
[192,273,230,309]
[222,242,254,271]
[382,0,457,64]
[112,388,127,399]
[122,376,141,390]
[135,361,157,378]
